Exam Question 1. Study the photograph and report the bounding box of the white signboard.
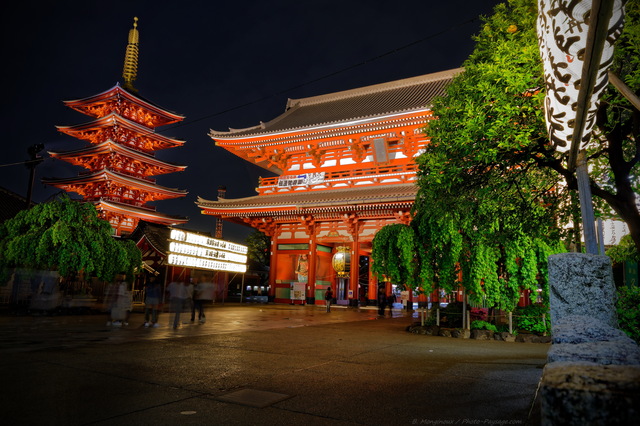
[291,282,306,301]
[277,172,325,188]
[168,229,248,272]
[170,229,247,254]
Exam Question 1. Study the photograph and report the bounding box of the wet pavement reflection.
[0,303,408,353]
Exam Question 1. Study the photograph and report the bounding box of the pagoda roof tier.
[43,168,187,200]
[48,140,187,176]
[209,68,461,140]
[197,182,417,220]
[57,112,185,152]
[63,84,184,128]
[95,199,188,226]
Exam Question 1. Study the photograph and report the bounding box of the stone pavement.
[0,304,548,425]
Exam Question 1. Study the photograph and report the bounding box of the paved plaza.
[0,304,548,425]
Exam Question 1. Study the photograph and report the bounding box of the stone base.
[494,332,516,342]
[541,363,640,425]
[406,324,439,336]
[516,333,551,343]
[471,329,494,340]
[452,328,470,339]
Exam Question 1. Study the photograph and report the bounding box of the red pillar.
[368,258,378,303]
[349,242,358,306]
[308,237,317,303]
[268,234,277,300]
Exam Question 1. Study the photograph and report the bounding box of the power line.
[0,13,485,167]
[165,15,483,131]
[0,159,45,168]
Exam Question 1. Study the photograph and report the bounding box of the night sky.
[1,0,502,243]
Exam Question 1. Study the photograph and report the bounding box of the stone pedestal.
[548,253,617,327]
[543,253,640,425]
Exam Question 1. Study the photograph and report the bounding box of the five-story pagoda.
[43,18,188,236]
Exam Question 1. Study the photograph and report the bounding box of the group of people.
[106,277,395,324]
[166,275,216,329]
[323,286,396,315]
[104,274,216,329]
[377,287,396,316]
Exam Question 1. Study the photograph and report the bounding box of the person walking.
[167,279,187,329]
[106,273,130,326]
[185,278,194,321]
[324,286,333,312]
[387,292,397,316]
[377,287,387,317]
[191,275,215,323]
[143,275,162,328]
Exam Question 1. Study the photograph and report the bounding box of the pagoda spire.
[122,17,140,92]
[46,16,188,236]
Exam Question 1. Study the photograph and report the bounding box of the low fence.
[414,305,550,334]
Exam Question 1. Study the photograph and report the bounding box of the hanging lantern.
[332,246,351,278]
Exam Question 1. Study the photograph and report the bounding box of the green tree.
[371,224,419,290]
[0,195,141,281]
[413,0,567,311]
[616,286,640,343]
[244,230,271,268]
[418,0,640,253]
[606,234,640,264]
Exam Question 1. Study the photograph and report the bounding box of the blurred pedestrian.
[324,286,333,312]
[106,273,130,326]
[143,275,162,328]
[191,274,215,323]
[377,287,387,316]
[185,277,194,321]
[167,279,187,329]
[104,279,117,326]
[387,292,397,316]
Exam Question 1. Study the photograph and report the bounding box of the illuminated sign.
[169,229,247,254]
[167,229,248,272]
[277,172,325,187]
[167,254,246,272]
[168,242,247,264]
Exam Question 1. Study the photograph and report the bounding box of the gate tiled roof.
[197,183,418,216]
[209,68,462,138]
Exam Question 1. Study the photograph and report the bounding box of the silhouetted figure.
[324,286,334,312]
[191,275,215,323]
[167,279,188,329]
[377,287,387,316]
[144,275,162,328]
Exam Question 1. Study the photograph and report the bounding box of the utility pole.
[25,143,45,209]
[215,185,226,239]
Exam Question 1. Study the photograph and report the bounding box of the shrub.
[439,302,464,328]
[424,316,437,326]
[496,324,517,335]
[471,320,498,332]
[514,304,551,334]
[617,286,640,344]
[470,307,488,321]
